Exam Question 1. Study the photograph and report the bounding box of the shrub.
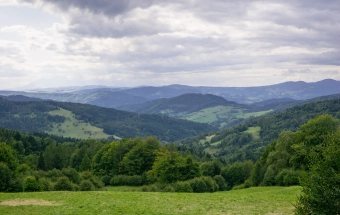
[110,175,143,186]
[54,177,73,191]
[175,181,193,193]
[275,169,300,186]
[46,168,63,182]
[0,162,12,192]
[141,185,149,192]
[101,175,111,186]
[80,180,95,191]
[202,176,218,192]
[23,176,40,192]
[163,185,175,192]
[149,184,159,192]
[189,177,207,193]
[38,178,51,191]
[62,168,81,184]
[213,175,227,191]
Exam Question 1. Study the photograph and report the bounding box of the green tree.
[295,132,340,214]
[23,176,40,192]
[0,142,18,171]
[148,149,201,183]
[79,154,91,172]
[119,137,161,175]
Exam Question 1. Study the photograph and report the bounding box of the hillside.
[0,98,213,142]
[179,97,340,162]
[119,93,239,113]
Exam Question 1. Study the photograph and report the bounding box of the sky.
[0,0,339,89]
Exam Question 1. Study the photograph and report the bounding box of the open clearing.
[0,186,300,215]
[46,108,110,139]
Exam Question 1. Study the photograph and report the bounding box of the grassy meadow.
[0,186,300,215]
[46,108,110,139]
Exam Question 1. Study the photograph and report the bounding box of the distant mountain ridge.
[0,79,339,109]
[119,93,239,114]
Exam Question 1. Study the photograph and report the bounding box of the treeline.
[0,98,213,142]
[0,127,255,193]
[180,99,340,163]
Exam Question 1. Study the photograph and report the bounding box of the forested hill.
[118,93,240,114]
[0,98,213,142]
[179,98,340,163]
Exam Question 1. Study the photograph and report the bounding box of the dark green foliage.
[110,175,143,186]
[38,178,51,191]
[201,160,222,177]
[81,171,104,189]
[180,99,340,163]
[0,142,18,171]
[0,99,213,142]
[163,185,175,192]
[175,181,193,193]
[23,176,39,192]
[148,150,201,183]
[119,137,161,175]
[275,169,300,186]
[79,154,91,171]
[189,177,207,193]
[213,175,227,191]
[92,138,139,176]
[100,175,111,186]
[79,180,95,191]
[295,131,340,215]
[45,168,63,182]
[54,176,74,191]
[221,161,254,190]
[252,114,339,187]
[62,168,81,184]
[0,162,12,192]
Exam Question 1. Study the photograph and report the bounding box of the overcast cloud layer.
[0,0,339,89]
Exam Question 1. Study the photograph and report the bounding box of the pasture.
[0,186,300,215]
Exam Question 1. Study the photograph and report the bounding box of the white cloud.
[0,0,339,89]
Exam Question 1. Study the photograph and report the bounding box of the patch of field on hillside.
[0,186,300,215]
[182,106,272,128]
[243,126,261,140]
[46,108,110,139]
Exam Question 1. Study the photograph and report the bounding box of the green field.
[0,186,300,215]
[46,108,110,139]
[182,106,272,128]
[243,126,261,140]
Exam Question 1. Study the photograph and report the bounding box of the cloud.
[1,0,338,89]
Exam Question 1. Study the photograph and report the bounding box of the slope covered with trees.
[179,98,340,163]
[0,98,213,142]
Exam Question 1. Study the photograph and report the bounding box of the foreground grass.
[0,186,300,215]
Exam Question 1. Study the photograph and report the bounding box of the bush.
[80,180,95,191]
[81,171,104,189]
[175,181,193,193]
[110,175,143,186]
[39,178,51,191]
[202,177,218,192]
[62,168,81,184]
[189,178,207,193]
[23,176,40,192]
[0,162,12,192]
[163,185,175,192]
[54,177,73,191]
[275,169,300,186]
[101,175,111,186]
[213,175,227,191]
[46,168,63,182]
